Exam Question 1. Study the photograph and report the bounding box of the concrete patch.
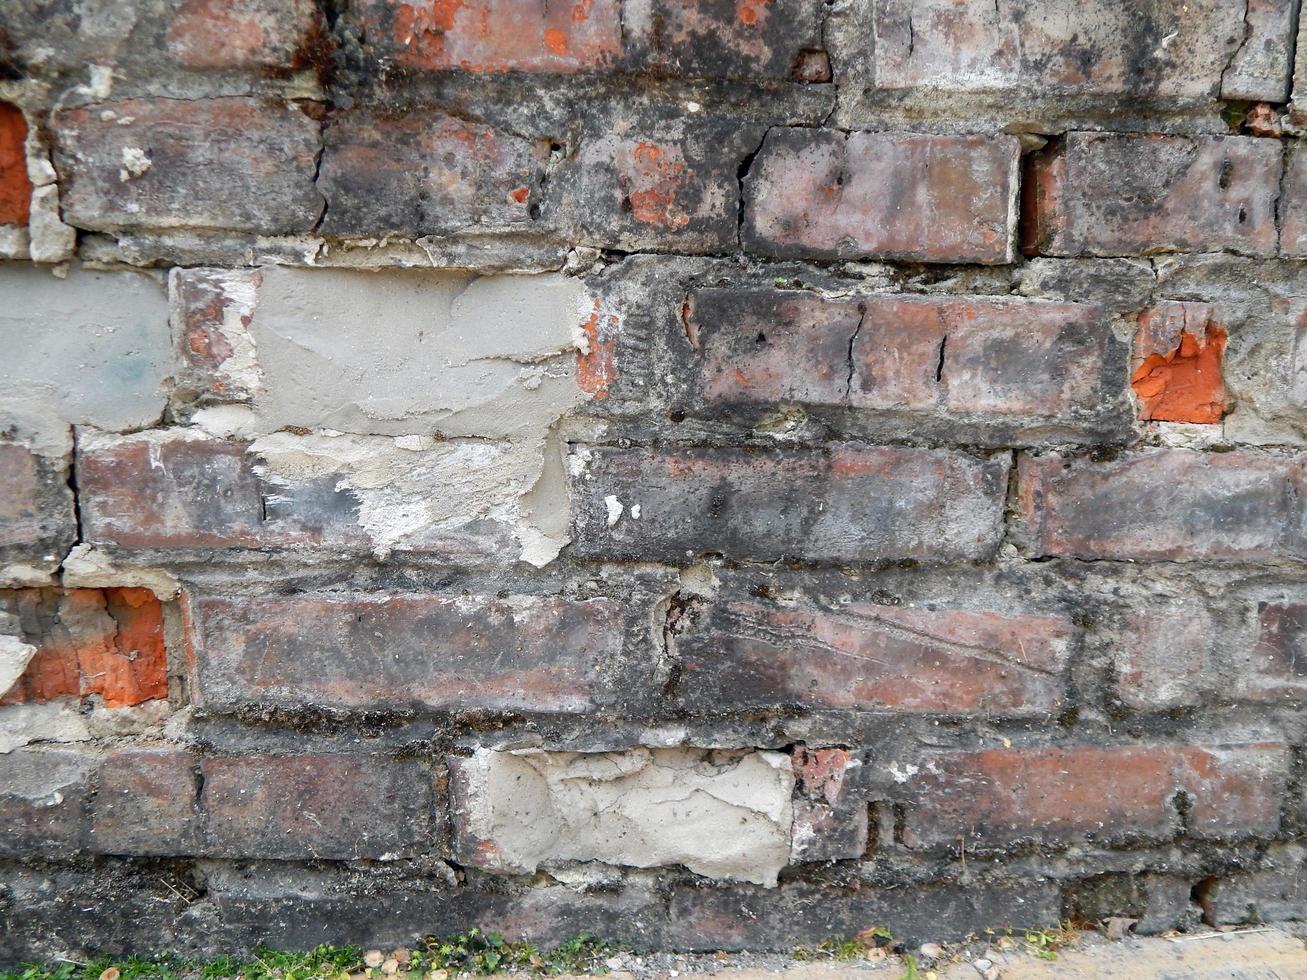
[451,747,795,886]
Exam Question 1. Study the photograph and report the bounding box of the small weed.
[1,934,623,980]
[1020,921,1083,961]
[794,926,897,963]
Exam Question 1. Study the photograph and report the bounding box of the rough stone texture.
[451,747,794,886]
[743,130,1019,264]
[570,446,1010,563]
[184,592,624,714]
[1023,134,1281,258]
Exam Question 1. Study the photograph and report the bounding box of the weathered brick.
[1022,133,1281,258]
[1016,450,1307,561]
[0,104,30,227]
[163,0,323,71]
[356,0,621,73]
[53,98,323,234]
[664,879,1062,948]
[685,288,1125,426]
[319,110,543,238]
[1235,602,1307,702]
[0,588,168,708]
[556,118,760,252]
[76,429,546,561]
[624,0,826,81]
[201,753,437,860]
[168,268,263,405]
[1132,303,1228,424]
[903,742,1289,848]
[673,596,1071,717]
[0,443,75,569]
[77,433,279,552]
[570,446,1010,563]
[89,747,199,856]
[837,0,1294,104]
[790,746,867,862]
[0,746,96,856]
[184,592,622,714]
[742,129,1019,264]
[0,0,323,76]
[1204,868,1307,925]
[1114,602,1214,710]
[1276,143,1307,258]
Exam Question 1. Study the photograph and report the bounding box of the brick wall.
[2,0,1306,961]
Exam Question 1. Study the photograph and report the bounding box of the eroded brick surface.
[184,592,624,714]
[0,104,31,227]
[744,130,1019,264]
[902,742,1289,848]
[570,446,1010,563]
[1023,134,1281,258]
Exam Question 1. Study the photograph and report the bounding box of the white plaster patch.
[454,747,794,887]
[119,146,151,181]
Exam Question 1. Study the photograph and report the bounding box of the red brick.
[1236,602,1307,701]
[1022,133,1280,258]
[686,289,1123,423]
[676,597,1071,717]
[0,746,96,856]
[556,118,758,252]
[319,109,543,237]
[357,0,620,73]
[77,433,272,551]
[852,0,1291,103]
[1276,143,1307,257]
[1132,303,1228,424]
[570,446,1010,563]
[1114,602,1214,710]
[168,268,263,405]
[76,431,517,559]
[0,588,167,708]
[1016,449,1307,561]
[201,753,438,859]
[790,746,867,862]
[53,98,323,234]
[743,130,1019,264]
[903,742,1288,848]
[0,443,76,566]
[164,0,323,70]
[184,592,622,714]
[626,0,826,81]
[0,103,31,227]
[89,747,199,856]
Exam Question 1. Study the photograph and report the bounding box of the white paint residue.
[888,763,920,783]
[604,495,624,527]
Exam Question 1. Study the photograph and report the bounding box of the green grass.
[1,933,622,980]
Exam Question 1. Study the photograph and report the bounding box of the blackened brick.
[570,446,1010,563]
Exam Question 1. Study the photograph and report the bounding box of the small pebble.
[920,942,946,959]
[363,951,385,968]
[973,958,992,973]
